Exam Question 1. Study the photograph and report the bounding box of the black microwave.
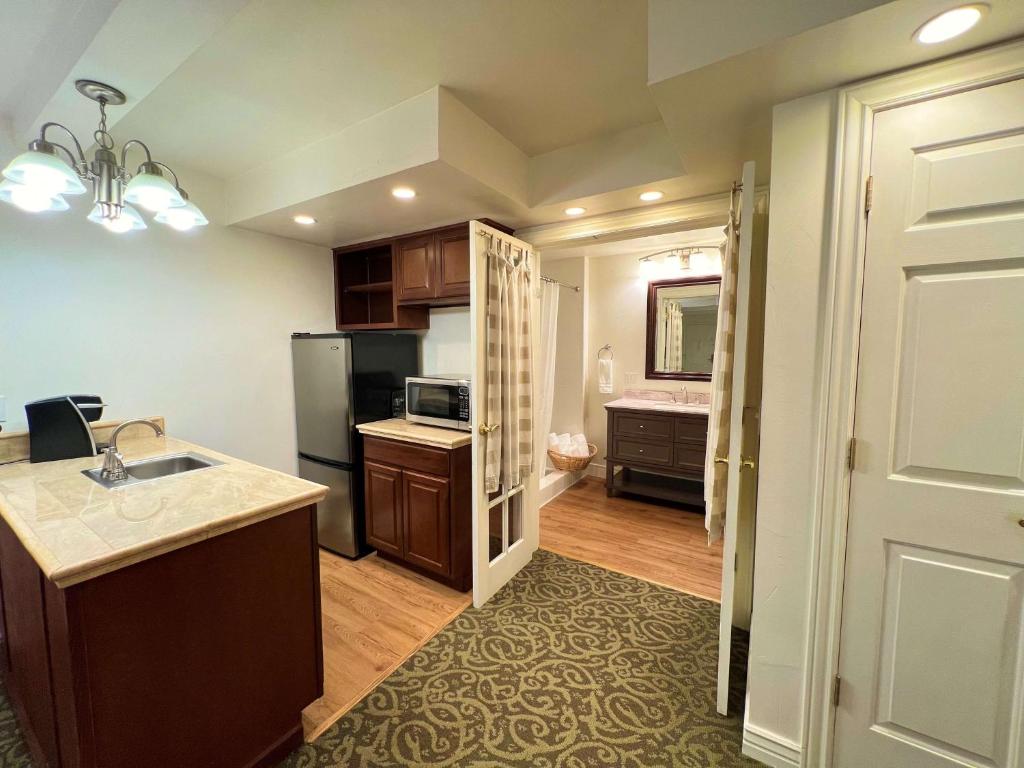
[405,375,471,431]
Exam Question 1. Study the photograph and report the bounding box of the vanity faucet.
[100,419,165,482]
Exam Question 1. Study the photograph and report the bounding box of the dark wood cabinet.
[0,506,322,768]
[365,461,404,557]
[434,226,472,300]
[334,219,510,330]
[605,406,709,508]
[395,233,436,302]
[362,435,471,590]
[402,470,451,575]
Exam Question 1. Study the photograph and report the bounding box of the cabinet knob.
[639,424,646,430]
[639,448,645,454]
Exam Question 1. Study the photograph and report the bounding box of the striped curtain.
[704,200,740,543]
[484,238,534,494]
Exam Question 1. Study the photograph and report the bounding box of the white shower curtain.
[534,281,559,473]
[704,205,740,543]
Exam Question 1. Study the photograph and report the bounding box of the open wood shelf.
[610,469,705,509]
[343,281,393,294]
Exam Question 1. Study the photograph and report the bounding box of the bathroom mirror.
[645,276,721,381]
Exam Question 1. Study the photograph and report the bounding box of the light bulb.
[103,216,135,233]
[915,5,986,44]
[154,199,208,231]
[0,179,68,212]
[89,203,147,233]
[124,172,186,212]
[2,149,86,195]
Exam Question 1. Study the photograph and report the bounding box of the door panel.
[297,458,356,557]
[469,220,538,608]
[396,234,435,302]
[435,227,471,299]
[834,77,1024,768]
[364,462,403,557]
[291,337,352,464]
[402,471,451,575]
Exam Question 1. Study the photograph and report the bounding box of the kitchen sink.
[83,452,224,489]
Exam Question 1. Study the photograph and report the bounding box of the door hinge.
[864,175,874,215]
[832,675,842,707]
[847,437,858,472]
[734,553,739,572]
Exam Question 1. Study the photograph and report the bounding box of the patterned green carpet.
[282,549,758,767]
[0,550,757,767]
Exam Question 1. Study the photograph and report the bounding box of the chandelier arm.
[119,139,154,172]
[39,122,87,165]
[151,161,181,190]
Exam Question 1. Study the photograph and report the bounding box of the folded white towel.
[598,358,613,394]
[548,433,559,447]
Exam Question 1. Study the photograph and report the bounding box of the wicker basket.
[547,443,598,472]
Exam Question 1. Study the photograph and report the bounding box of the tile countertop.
[0,435,327,588]
[357,418,472,449]
[604,398,711,415]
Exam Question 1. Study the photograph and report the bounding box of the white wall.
[584,249,722,463]
[540,258,586,440]
[0,166,335,473]
[419,307,471,376]
[744,88,838,760]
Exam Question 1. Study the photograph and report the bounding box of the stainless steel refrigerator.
[291,332,418,557]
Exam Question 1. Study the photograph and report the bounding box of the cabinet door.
[364,462,403,557]
[395,234,435,302]
[402,471,451,576]
[434,226,471,301]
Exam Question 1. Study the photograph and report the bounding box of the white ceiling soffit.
[647,0,893,85]
[543,224,726,262]
[649,0,1024,197]
[10,0,249,151]
[227,86,689,246]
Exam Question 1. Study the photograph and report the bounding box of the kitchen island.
[0,427,328,768]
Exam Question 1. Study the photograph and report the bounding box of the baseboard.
[742,724,801,768]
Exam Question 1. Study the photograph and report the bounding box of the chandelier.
[0,80,207,233]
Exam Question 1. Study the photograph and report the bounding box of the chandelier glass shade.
[0,80,206,233]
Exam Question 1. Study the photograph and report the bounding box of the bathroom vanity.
[0,427,327,768]
[604,398,710,507]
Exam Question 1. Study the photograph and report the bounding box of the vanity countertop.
[358,418,473,449]
[0,435,327,587]
[604,397,711,415]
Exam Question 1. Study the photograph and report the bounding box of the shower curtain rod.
[540,275,580,292]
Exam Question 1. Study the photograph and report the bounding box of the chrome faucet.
[100,419,165,482]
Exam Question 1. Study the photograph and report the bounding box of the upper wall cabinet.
[396,224,475,307]
[334,220,510,330]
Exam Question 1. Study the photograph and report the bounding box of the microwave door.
[408,383,459,422]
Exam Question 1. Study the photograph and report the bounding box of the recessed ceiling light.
[564,206,586,216]
[639,190,663,202]
[392,186,416,199]
[914,4,986,44]
[293,214,317,225]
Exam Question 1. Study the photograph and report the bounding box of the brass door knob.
[714,455,729,465]
[478,423,500,435]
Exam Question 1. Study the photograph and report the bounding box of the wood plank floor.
[302,550,471,741]
[540,477,724,602]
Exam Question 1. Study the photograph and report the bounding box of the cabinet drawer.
[674,443,706,474]
[613,412,673,440]
[674,415,709,443]
[612,438,673,466]
[364,436,449,476]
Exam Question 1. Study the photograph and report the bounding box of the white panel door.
[717,160,758,715]
[469,220,540,608]
[834,78,1024,768]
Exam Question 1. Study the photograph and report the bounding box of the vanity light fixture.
[0,80,205,233]
[392,186,416,199]
[292,214,317,225]
[639,190,664,202]
[914,4,986,43]
[564,206,586,216]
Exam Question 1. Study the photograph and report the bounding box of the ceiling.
[2,0,1023,248]
[110,0,659,178]
[544,226,726,262]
